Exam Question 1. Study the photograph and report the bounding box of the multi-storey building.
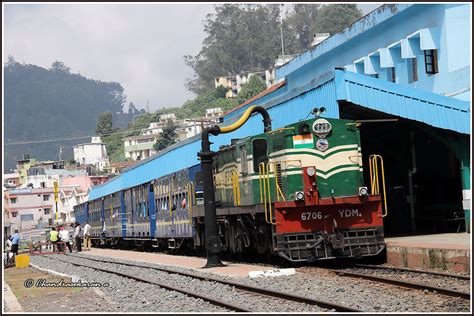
[3,173,20,188]
[73,137,110,172]
[125,109,224,160]
[16,154,36,185]
[215,70,276,98]
[123,134,158,161]
[4,187,67,232]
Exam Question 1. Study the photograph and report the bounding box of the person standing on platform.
[49,227,60,252]
[10,230,21,255]
[59,226,72,253]
[73,222,83,252]
[83,221,91,251]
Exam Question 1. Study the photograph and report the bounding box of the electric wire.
[4,126,154,146]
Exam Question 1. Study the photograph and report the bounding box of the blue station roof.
[334,69,470,134]
[88,69,470,202]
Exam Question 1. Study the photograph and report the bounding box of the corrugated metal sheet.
[335,69,470,134]
[89,81,339,201]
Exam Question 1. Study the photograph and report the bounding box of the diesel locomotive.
[74,112,386,262]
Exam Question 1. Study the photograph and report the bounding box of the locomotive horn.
[199,105,272,268]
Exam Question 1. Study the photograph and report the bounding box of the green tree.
[314,4,362,35]
[184,3,362,94]
[153,123,179,152]
[180,86,238,118]
[286,4,320,52]
[50,60,71,73]
[236,75,267,104]
[96,112,113,136]
[184,4,298,94]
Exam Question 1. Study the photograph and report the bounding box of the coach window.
[252,138,268,173]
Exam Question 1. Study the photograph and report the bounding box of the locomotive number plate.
[301,211,323,221]
[300,209,362,221]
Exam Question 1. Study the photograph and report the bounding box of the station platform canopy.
[334,69,470,135]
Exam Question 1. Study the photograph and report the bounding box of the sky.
[3,3,382,112]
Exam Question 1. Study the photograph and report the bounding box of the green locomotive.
[193,113,385,262]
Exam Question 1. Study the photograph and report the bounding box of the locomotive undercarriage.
[193,213,274,257]
[274,227,385,262]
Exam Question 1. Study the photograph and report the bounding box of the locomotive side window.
[239,145,248,175]
[252,138,268,172]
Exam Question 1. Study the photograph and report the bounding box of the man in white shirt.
[73,222,82,252]
[83,221,91,251]
[59,226,72,253]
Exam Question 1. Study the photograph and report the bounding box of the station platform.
[385,233,471,273]
[86,249,276,278]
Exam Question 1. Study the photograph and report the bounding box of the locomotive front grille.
[275,228,385,262]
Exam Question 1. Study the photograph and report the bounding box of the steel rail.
[64,254,362,312]
[42,256,250,312]
[352,263,471,280]
[331,269,470,300]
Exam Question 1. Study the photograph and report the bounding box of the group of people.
[49,221,91,253]
[4,222,92,261]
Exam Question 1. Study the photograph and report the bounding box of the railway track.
[43,254,361,312]
[352,263,471,280]
[326,266,471,300]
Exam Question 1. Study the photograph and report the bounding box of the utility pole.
[54,181,59,225]
[280,3,285,59]
[59,146,63,161]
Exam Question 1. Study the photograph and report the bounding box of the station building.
[89,4,471,236]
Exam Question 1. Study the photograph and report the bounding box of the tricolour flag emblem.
[293,134,314,149]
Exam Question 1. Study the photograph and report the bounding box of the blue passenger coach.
[74,164,202,249]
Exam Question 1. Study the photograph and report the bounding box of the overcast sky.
[4,3,382,112]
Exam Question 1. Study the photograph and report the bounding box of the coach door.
[148,182,157,238]
[120,191,127,238]
[124,189,134,237]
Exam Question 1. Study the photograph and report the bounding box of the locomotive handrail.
[369,154,388,217]
[258,162,280,225]
[258,163,264,204]
[277,159,303,173]
[259,160,305,225]
[267,162,286,202]
[231,170,241,206]
[259,162,271,224]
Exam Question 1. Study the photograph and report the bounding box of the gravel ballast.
[30,253,470,313]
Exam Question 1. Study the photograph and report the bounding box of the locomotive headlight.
[306,167,316,177]
[358,186,368,196]
[295,191,305,201]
